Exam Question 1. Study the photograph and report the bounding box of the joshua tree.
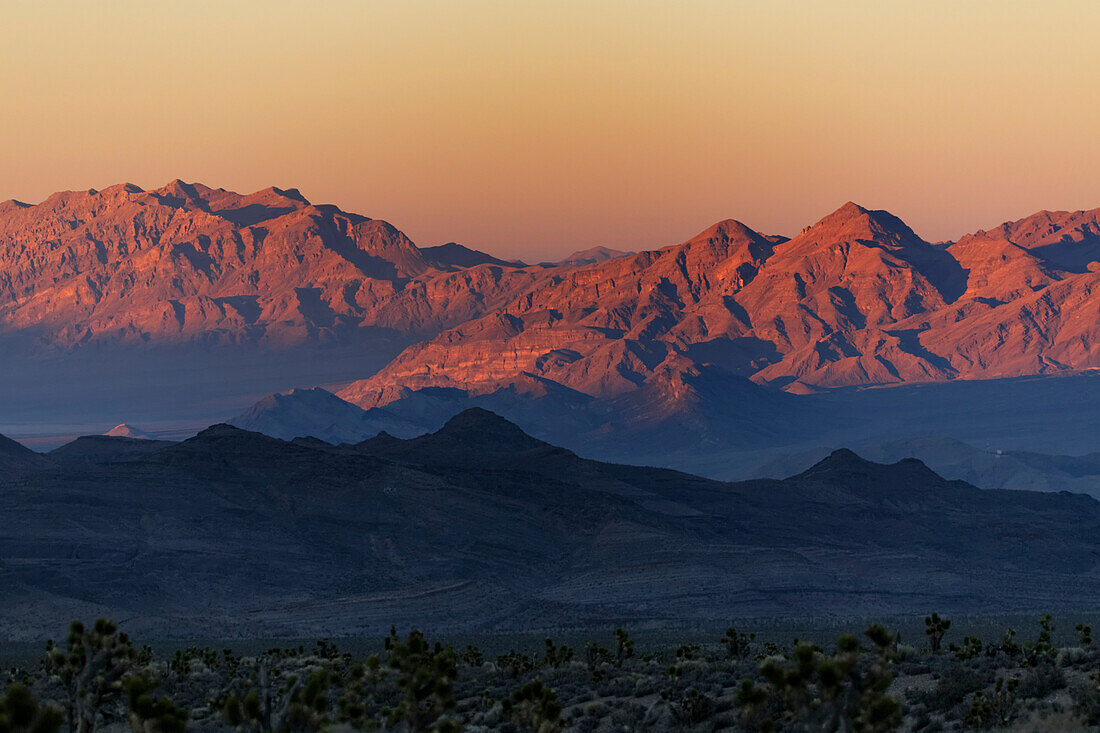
[964,676,1017,729]
[1077,623,1093,646]
[541,639,573,669]
[733,677,773,732]
[674,643,700,661]
[334,656,385,730]
[1035,614,1055,654]
[123,675,187,733]
[949,636,983,660]
[459,645,484,668]
[385,630,459,732]
[924,613,951,653]
[723,627,756,660]
[502,680,562,733]
[45,619,139,733]
[749,625,901,732]
[613,628,634,666]
[496,651,535,679]
[220,662,306,733]
[0,683,64,733]
[583,643,611,684]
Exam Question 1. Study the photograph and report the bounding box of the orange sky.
[2,1,1099,260]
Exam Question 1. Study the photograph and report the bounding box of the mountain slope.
[556,246,634,266]
[5,184,1100,433]
[744,436,1100,498]
[228,387,427,443]
[0,433,50,478]
[3,410,1100,638]
[342,201,1100,408]
[49,435,174,465]
[421,242,521,269]
[0,181,553,349]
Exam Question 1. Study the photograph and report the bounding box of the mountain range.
[3,409,1099,639]
[2,181,1098,459]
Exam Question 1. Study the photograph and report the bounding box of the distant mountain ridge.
[3,182,1099,433]
[3,409,1100,638]
[555,246,635,266]
[0,181,551,348]
[339,202,1100,412]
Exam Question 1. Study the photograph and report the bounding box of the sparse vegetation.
[924,612,951,653]
[4,614,1100,730]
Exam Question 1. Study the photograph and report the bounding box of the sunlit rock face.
[3,184,1098,414]
[341,202,1100,408]
[0,180,544,347]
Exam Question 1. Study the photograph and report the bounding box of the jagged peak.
[817,201,891,228]
[834,201,869,218]
[103,423,154,439]
[795,202,924,248]
[687,218,769,245]
[268,186,309,204]
[974,206,1100,245]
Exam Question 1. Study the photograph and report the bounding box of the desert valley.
[1,181,1100,729]
[3,2,1100,728]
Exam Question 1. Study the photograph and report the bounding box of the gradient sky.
[2,1,1099,260]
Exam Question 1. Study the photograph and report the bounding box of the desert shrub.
[669,687,714,726]
[501,679,561,733]
[1016,655,1065,701]
[1071,670,1100,725]
[907,659,993,715]
[1057,646,1088,668]
[607,700,646,730]
[594,672,636,698]
[581,701,606,718]
[963,676,1017,729]
[0,683,63,733]
[949,636,982,660]
[124,674,188,733]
